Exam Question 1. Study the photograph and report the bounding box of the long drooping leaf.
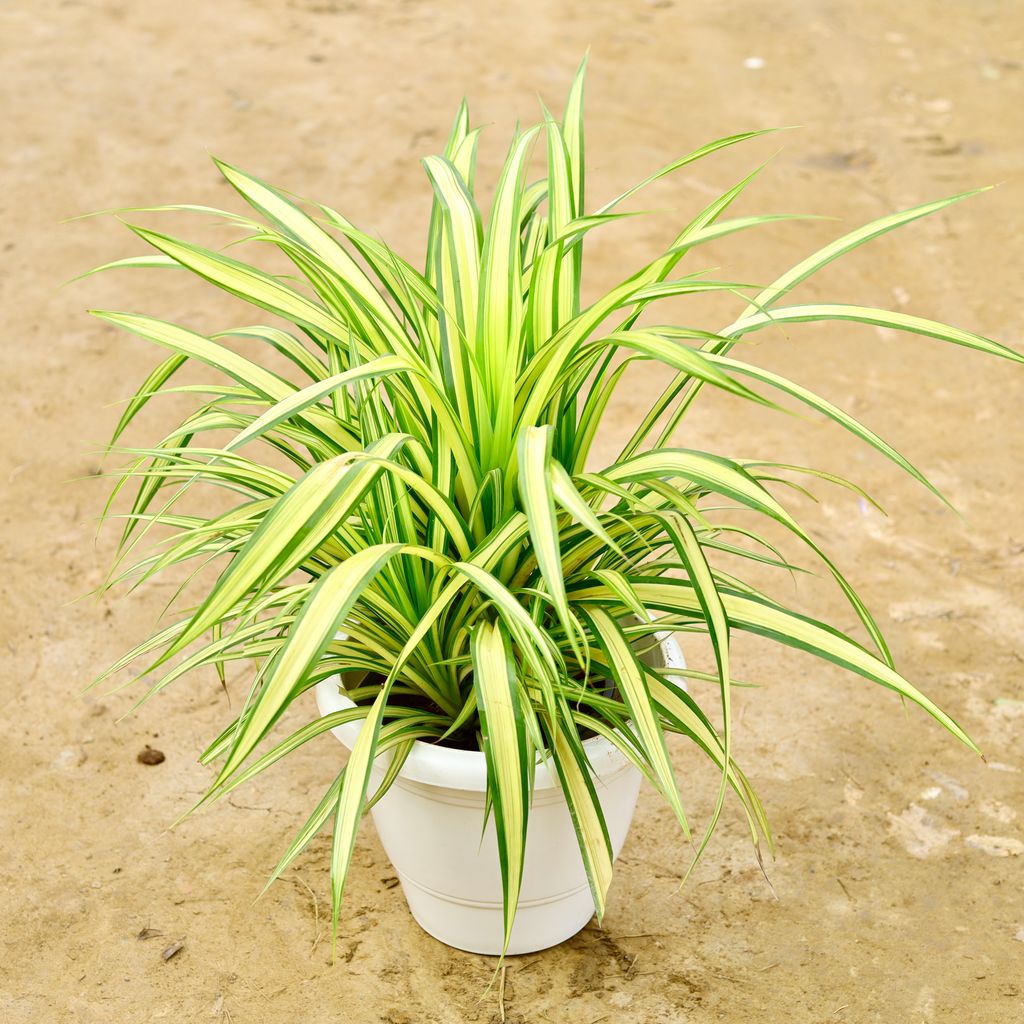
[518,425,582,660]
[583,607,688,833]
[213,158,411,345]
[574,576,978,751]
[156,434,409,663]
[127,226,361,347]
[657,512,733,873]
[214,544,407,783]
[704,351,945,500]
[728,303,1024,365]
[472,619,531,954]
[327,682,415,942]
[225,356,412,453]
[549,721,614,921]
[734,190,988,317]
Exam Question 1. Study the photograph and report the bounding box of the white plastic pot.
[314,633,686,955]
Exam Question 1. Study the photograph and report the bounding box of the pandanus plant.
[88,59,1021,954]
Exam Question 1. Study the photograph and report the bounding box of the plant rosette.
[85,57,1023,960]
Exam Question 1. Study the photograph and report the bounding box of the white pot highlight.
[314,633,686,955]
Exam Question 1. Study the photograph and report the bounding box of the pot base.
[398,869,597,955]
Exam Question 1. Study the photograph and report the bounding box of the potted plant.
[87,59,1022,958]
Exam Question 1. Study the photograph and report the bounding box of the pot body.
[315,633,685,955]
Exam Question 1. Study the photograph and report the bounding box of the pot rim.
[314,630,686,793]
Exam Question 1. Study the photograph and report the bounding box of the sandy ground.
[2,1,1024,1021]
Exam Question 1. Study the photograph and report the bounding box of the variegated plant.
[88,59,1021,955]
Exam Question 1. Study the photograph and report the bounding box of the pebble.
[162,939,185,962]
[743,56,765,70]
